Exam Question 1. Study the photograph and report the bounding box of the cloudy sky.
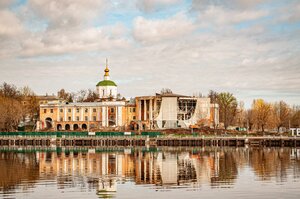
[0,0,300,107]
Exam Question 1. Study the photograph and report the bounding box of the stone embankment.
[0,133,299,147]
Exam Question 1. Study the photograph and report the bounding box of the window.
[76,116,79,121]
[133,116,136,120]
[50,109,53,113]
[85,108,88,113]
[111,108,114,113]
[68,109,71,113]
[44,109,47,113]
[85,116,88,121]
[68,116,71,121]
[76,108,79,113]
[133,108,136,112]
[60,117,63,121]
[60,109,63,113]
[93,108,96,112]
[93,116,96,121]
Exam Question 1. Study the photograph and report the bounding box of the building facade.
[39,61,219,131]
[135,93,219,130]
[38,61,127,131]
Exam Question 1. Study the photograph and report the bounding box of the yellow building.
[38,60,218,131]
[38,62,127,131]
[124,99,137,130]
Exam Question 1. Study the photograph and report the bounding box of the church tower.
[96,59,118,100]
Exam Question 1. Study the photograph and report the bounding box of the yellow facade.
[39,101,126,131]
[124,104,137,130]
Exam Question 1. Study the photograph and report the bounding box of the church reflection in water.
[0,147,300,197]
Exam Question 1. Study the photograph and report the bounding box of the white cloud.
[279,1,300,23]
[191,0,268,11]
[0,0,300,107]
[133,13,195,43]
[0,0,130,57]
[20,25,130,57]
[0,0,15,9]
[198,6,268,26]
[28,0,109,29]
[0,10,24,38]
[137,0,182,12]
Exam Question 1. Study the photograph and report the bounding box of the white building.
[136,93,219,130]
[96,59,118,99]
[39,60,125,131]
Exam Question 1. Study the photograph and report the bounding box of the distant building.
[21,94,64,107]
[38,61,126,131]
[133,92,219,130]
[96,59,118,100]
[38,61,219,131]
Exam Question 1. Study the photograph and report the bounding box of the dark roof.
[156,93,187,97]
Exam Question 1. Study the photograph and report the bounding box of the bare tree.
[20,86,35,97]
[76,90,87,102]
[208,90,218,103]
[273,101,291,132]
[84,89,99,102]
[161,88,173,94]
[57,88,74,102]
[234,101,247,128]
[246,109,254,131]
[0,82,22,100]
[0,96,24,131]
[291,106,300,128]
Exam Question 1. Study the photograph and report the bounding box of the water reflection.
[0,147,300,198]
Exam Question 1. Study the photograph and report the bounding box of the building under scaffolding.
[135,93,219,130]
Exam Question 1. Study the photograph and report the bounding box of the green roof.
[96,80,117,87]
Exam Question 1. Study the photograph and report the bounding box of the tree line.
[0,83,38,131]
[208,90,300,132]
[0,82,108,131]
[1,82,300,132]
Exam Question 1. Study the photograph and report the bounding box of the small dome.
[96,80,117,87]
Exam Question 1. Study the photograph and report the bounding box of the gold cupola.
[104,58,110,77]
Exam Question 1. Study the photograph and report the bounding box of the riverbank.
[0,133,299,147]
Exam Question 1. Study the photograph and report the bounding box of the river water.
[0,147,299,199]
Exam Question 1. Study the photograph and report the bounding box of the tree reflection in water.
[0,147,299,198]
[0,152,39,192]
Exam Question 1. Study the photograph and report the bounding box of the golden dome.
[104,58,109,76]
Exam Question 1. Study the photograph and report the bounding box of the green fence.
[0,131,161,137]
[141,132,162,137]
[0,131,137,137]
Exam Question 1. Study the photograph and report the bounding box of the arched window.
[45,117,52,129]
[73,124,79,130]
[82,124,87,130]
[65,124,70,130]
[57,124,62,130]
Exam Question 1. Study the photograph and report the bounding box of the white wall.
[97,85,118,99]
[155,97,178,128]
